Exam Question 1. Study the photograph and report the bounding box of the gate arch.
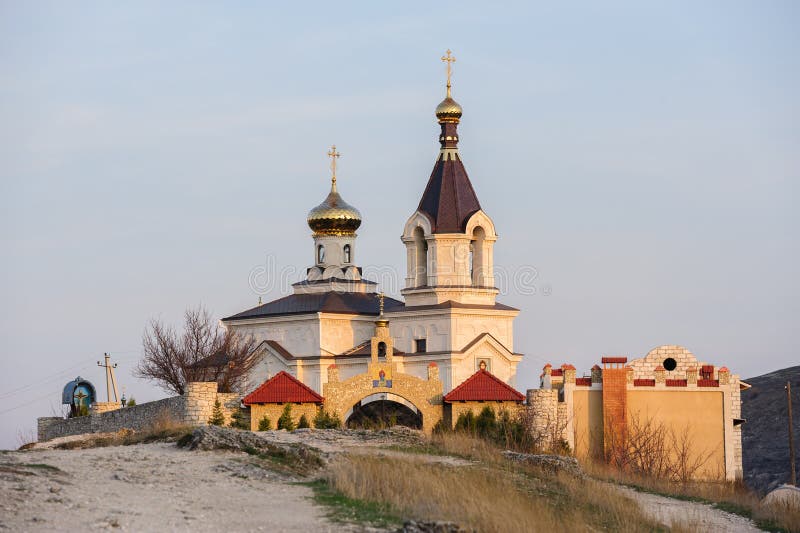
[323,363,443,433]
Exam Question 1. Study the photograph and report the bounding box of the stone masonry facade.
[38,382,240,442]
[530,345,747,481]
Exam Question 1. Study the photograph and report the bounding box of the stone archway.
[346,393,423,429]
[323,362,443,433]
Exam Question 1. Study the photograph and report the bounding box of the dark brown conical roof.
[417,116,481,233]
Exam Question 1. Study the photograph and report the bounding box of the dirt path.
[2,429,766,532]
[0,443,344,532]
[616,485,763,532]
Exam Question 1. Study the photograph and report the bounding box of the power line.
[0,352,141,401]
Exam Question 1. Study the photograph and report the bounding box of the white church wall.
[228,316,321,357]
[320,314,375,355]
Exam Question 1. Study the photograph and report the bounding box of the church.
[216,53,747,480]
[38,52,748,481]
[223,51,523,432]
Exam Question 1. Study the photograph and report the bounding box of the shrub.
[453,407,534,452]
[313,408,342,429]
[277,404,295,430]
[257,415,271,431]
[229,407,249,430]
[476,406,497,437]
[298,414,310,429]
[454,410,476,432]
[126,397,137,407]
[208,399,225,426]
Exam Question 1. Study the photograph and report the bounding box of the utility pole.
[97,353,120,403]
[788,381,796,486]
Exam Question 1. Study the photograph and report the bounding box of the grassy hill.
[742,365,800,493]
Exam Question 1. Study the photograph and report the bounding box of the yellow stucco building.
[531,345,749,481]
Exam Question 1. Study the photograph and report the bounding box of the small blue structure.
[62,376,96,417]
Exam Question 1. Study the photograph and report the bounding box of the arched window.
[413,227,427,286]
[471,227,485,286]
[317,244,325,264]
[343,244,351,263]
[469,243,474,282]
[378,342,387,358]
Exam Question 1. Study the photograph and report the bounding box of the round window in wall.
[663,357,677,371]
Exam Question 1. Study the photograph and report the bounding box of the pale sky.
[1,1,797,449]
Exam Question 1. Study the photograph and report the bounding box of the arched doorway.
[344,393,423,429]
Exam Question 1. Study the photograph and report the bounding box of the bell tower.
[401,50,498,306]
[300,145,376,294]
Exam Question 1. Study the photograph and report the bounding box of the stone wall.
[323,361,443,433]
[37,382,241,442]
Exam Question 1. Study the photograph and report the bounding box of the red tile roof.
[242,371,323,405]
[601,357,628,364]
[575,377,592,386]
[443,369,525,402]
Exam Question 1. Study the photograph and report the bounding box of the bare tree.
[604,412,720,482]
[135,306,258,395]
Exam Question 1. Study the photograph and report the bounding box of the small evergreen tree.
[277,404,295,430]
[476,406,497,438]
[208,398,225,426]
[298,413,310,429]
[229,407,249,430]
[126,397,137,407]
[313,408,341,429]
[455,410,477,433]
[257,415,271,431]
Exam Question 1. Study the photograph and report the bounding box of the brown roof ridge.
[340,340,370,356]
[459,331,513,354]
[263,339,295,360]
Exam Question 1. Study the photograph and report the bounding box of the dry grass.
[327,454,557,532]
[429,430,503,464]
[325,433,665,532]
[584,460,800,532]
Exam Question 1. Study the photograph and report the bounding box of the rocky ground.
[0,427,767,532]
[0,442,335,532]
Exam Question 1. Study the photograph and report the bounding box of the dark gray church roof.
[222,292,405,321]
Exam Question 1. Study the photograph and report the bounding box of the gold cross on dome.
[441,49,456,97]
[327,145,341,184]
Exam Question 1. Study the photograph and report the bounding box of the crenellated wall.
[528,345,747,481]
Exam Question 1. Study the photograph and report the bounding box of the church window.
[343,244,351,263]
[413,227,427,286]
[378,342,387,358]
[469,244,474,282]
[663,357,677,371]
[317,244,325,264]
[471,226,486,286]
[414,339,427,353]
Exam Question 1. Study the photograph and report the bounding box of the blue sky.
[1,1,797,448]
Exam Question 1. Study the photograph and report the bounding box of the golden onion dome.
[307,180,362,235]
[435,96,462,123]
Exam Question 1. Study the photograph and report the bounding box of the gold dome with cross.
[307,145,362,236]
